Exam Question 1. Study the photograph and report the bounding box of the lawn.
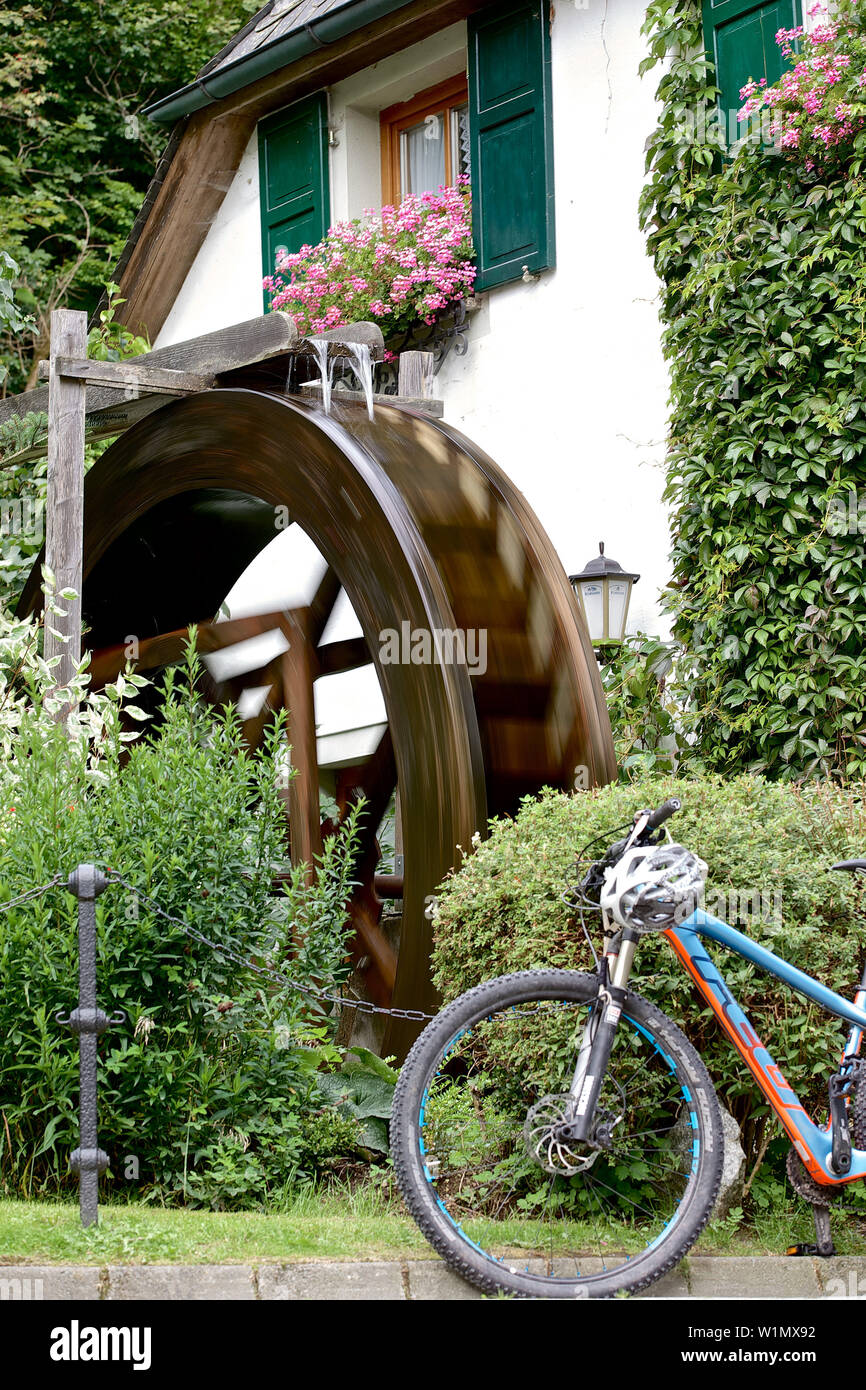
[3,1189,866,1265]
[0,1187,431,1265]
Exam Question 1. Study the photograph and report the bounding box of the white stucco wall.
[155,1,670,641]
[156,131,264,345]
[435,1,670,636]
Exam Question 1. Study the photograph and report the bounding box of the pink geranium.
[263,178,475,339]
[737,0,866,171]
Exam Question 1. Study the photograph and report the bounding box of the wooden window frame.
[380,73,469,206]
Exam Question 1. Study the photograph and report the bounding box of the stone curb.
[1,1256,866,1300]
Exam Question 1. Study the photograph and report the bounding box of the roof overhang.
[146,0,418,124]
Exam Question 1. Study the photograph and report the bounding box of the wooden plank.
[299,383,444,417]
[397,351,435,399]
[38,358,214,394]
[0,311,301,453]
[44,310,87,688]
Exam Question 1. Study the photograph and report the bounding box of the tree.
[0,0,257,393]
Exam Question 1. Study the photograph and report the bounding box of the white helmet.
[600,842,708,932]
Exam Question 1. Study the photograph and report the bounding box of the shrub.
[263,181,475,339]
[0,620,367,1207]
[432,775,866,1194]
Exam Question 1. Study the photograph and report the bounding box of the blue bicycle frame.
[664,909,866,1187]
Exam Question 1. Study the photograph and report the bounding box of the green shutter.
[259,92,330,306]
[703,0,802,140]
[467,0,555,292]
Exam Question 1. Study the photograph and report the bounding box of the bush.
[0,621,368,1207]
[432,775,866,1196]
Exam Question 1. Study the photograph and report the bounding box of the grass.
[0,1186,431,1266]
[3,1187,866,1265]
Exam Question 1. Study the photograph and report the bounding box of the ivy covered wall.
[641,0,866,780]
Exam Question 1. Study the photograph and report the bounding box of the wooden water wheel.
[22,386,615,1054]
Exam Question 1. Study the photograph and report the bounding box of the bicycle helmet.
[600,842,708,932]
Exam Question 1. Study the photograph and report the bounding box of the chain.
[106,872,437,1022]
[0,874,65,912]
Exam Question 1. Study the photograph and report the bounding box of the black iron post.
[56,864,124,1227]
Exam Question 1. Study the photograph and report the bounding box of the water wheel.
[22,387,615,1054]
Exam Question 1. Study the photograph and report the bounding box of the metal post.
[56,865,123,1227]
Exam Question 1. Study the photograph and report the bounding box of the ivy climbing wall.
[641,0,866,779]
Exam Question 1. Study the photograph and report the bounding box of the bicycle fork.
[562,927,640,1145]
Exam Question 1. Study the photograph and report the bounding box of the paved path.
[2,1256,866,1299]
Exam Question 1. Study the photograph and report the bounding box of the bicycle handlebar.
[645,797,682,830]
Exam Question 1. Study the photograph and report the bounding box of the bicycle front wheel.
[391,969,722,1299]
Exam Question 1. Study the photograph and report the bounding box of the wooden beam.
[45,310,87,688]
[0,311,301,459]
[397,351,435,399]
[37,358,214,394]
[298,383,444,417]
[282,608,323,880]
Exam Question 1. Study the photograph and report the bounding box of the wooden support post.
[45,310,87,689]
[282,609,323,882]
[397,351,435,399]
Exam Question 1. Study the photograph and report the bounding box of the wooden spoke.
[281,608,322,878]
[308,564,342,646]
[316,634,369,677]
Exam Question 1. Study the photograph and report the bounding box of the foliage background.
[0,0,257,394]
[641,0,866,782]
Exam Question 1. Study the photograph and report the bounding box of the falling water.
[344,341,375,421]
[305,337,336,414]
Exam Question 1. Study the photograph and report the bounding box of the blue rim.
[416,1002,701,1285]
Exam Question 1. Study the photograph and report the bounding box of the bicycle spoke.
[397,975,717,1297]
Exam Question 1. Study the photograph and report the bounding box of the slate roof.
[198,0,354,82]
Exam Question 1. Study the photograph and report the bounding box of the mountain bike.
[390,797,866,1299]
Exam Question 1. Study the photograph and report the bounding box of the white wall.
[155,1,671,637]
[435,0,671,636]
[156,131,263,346]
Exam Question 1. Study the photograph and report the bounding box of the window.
[259,0,555,300]
[702,0,803,141]
[382,2,557,293]
[380,75,470,206]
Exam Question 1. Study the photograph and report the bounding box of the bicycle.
[390,796,866,1299]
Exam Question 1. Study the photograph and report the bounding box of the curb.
[2,1255,866,1300]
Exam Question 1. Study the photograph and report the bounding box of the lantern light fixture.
[568,542,640,647]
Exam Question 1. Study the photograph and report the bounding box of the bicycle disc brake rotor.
[523,1094,617,1176]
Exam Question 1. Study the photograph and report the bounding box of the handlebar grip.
[646,797,682,830]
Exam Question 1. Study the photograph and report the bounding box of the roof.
[145,0,413,123]
[199,0,350,81]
